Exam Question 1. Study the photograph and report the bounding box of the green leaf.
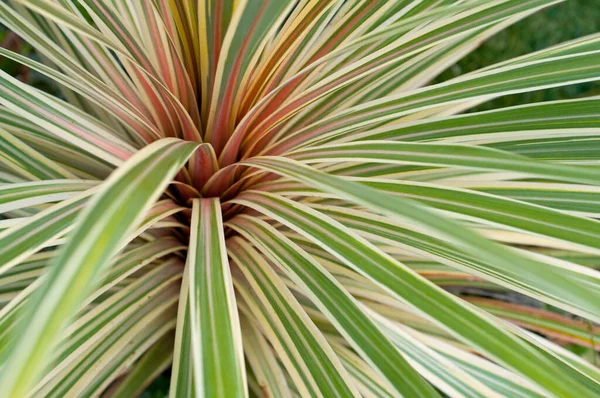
[170,264,196,398]
[229,238,360,398]
[239,314,291,398]
[347,97,600,143]
[0,138,199,397]
[112,332,175,398]
[187,198,247,398]
[290,140,600,186]
[227,214,439,397]
[234,157,598,397]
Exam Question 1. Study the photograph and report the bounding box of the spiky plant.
[1,0,600,396]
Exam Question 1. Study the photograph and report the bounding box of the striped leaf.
[187,198,247,398]
[233,158,599,397]
[228,238,360,398]
[227,214,438,397]
[2,1,600,396]
[0,138,199,397]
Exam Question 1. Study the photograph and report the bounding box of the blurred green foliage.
[0,28,58,94]
[139,373,171,398]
